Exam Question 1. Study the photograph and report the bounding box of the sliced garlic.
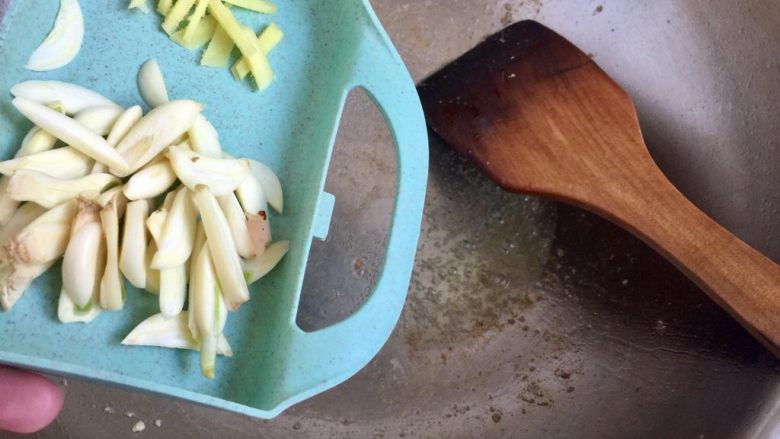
[0,260,55,311]
[247,159,283,213]
[112,100,202,177]
[121,312,232,356]
[123,158,177,201]
[138,60,169,108]
[16,127,59,157]
[217,192,254,258]
[188,223,207,339]
[25,0,83,71]
[246,211,270,257]
[0,203,47,265]
[0,181,18,226]
[128,0,150,14]
[145,241,161,294]
[99,192,127,311]
[73,106,124,137]
[12,98,129,171]
[0,147,93,179]
[58,288,102,323]
[107,105,144,146]
[159,264,186,319]
[6,199,77,265]
[192,185,249,310]
[167,146,249,196]
[0,113,67,224]
[91,103,138,174]
[10,80,117,115]
[189,115,222,158]
[235,170,268,215]
[152,188,196,269]
[119,200,150,289]
[191,241,227,378]
[61,200,105,306]
[7,170,120,209]
[243,240,288,284]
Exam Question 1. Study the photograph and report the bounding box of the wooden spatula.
[418,20,780,355]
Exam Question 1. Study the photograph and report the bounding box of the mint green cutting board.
[0,0,428,418]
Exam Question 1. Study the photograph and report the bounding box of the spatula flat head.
[419,21,643,197]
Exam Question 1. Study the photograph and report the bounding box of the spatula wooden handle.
[593,168,780,355]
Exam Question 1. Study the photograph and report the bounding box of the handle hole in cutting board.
[296,88,397,332]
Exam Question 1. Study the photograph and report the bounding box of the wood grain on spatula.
[418,20,780,356]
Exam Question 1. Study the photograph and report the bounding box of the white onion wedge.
[6,199,77,265]
[247,159,283,213]
[189,115,222,158]
[62,202,105,308]
[112,100,202,176]
[120,200,150,289]
[121,312,232,356]
[7,170,120,209]
[217,193,254,258]
[99,192,127,311]
[25,0,84,72]
[123,159,177,201]
[10,80,117,115]
[0,147,92,179]
[246,211,270,257]
[192,242,227,378]
[243,240,289,284]
[12,98,129,171]
[138,60,169,108]
[58,289,102,323]
[152,188,196,268]
[168,146,249,196]
[192,185,249,310]
[0,260,55,311]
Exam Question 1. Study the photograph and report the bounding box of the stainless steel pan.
[2,0,778,438]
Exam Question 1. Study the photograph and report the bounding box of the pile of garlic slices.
[0,60,288,378]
